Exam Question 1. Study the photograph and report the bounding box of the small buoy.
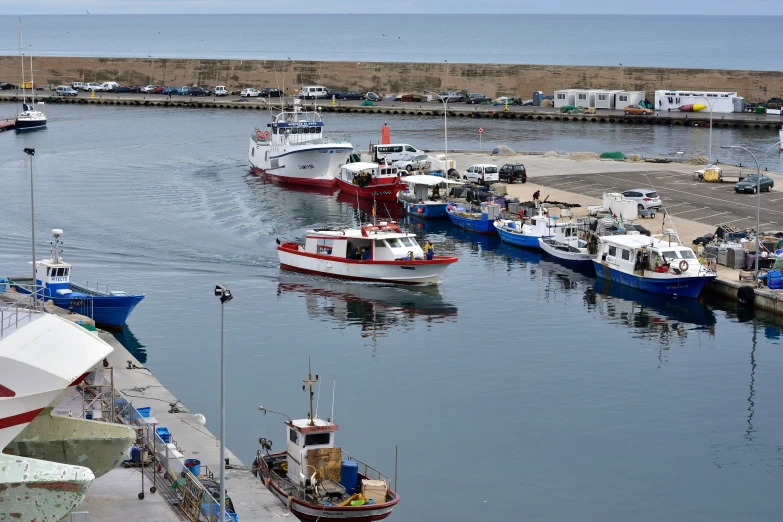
[194,413,206,425]
[417,208,424,213]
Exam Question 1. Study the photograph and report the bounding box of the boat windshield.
[386,238,405,248]
[399,237,417,247]
[661,249,696,260]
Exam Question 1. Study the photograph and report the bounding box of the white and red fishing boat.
[248,99,353,187]
[334,161,402,202]
[277,221,457,285]
[253,362,399,521]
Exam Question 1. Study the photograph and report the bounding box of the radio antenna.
[330,380,336,424]
[303,357,319,426]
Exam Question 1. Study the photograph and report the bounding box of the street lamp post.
[23,147,36,308]
[697,95,716,163]
[722,145,761,283]
[423,90,448,172]
[214,283,233,522]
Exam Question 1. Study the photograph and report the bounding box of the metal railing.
[77,280,123,295]
[341,450,391,488]
[0,282,40,337]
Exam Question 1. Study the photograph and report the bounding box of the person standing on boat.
[533,190,541,207]
[424,241,435,260]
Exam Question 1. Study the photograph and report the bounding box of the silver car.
[622,188,662,211]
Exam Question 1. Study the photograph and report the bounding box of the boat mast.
[303,357,319,426]
[19,19,26,106]
[29,44,35,103]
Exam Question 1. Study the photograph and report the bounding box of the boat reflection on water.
[492,241,544,272]
[445,225,501,252]
[111,326,147,364]
[585,279,716,357]
[277,281,458,341]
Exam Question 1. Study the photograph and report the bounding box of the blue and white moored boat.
[538,219,594,268]
[12,229,144,327]
[494,206,554,248]
[446,202,501,234]
[399,175,464,219]
[593,231,716,298]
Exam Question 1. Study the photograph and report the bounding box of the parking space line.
[714,216,756,224]
[669,207,710,216]
[662,203,688,209]
[695,211,732,221]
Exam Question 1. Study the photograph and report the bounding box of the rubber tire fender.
[737,285,755,308]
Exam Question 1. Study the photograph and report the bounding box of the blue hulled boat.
[592,232,716,298]
[446,202,501,234]
[399,174,464,219]
[494,206,554,249]
[12,229,144,327]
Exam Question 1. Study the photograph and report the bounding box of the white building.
[614,90,645,108]
[573,89,595,108]
[654,90,739,113]
[593,90,623,109]
[554,89,576,108]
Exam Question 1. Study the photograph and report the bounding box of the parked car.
[624,105,651,115]
[152,86,165,94]
[189,86,210,96]
[735,175,774,193]
[240,88,260,97]
[140,85,157,93]
[499,163,527,183]
[466,93,491,104]
[394,154,432,172]
[0,82,14,90]
[621,188,662,211]
[464,164,499,184]
[99,82,121,92]
[325,89,343,99]
[111,86,132,93]
[179,86,190,95]
[130,85,144,93]
[70,81,85,91]
[340,91,365,100]
[365,92,382,102]
[83,82,101,92]
[213,86,228,96]
[55,85,78,96]
[298,86,329,99]
[162,86,179,95]
[260,88,282,98]
[439,92,465,102]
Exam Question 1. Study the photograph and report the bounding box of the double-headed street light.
[214,283,233,522]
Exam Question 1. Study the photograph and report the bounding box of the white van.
[213,86,228,96]
[99,81,121,92]
[297,86,328,99]
[55,85,78,96]
[464,164,499,184]
[372,144,424,163]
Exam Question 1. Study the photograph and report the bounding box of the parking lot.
[531,168,783,231]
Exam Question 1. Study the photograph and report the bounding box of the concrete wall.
[2,56,783,103]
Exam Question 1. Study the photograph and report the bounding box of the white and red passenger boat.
[334,162,401,202]
[277,221,457,285]
[248,99,353,187]
[253,363,399,521]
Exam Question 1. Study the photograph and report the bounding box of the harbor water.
[1,14,782,71]
[2,105,783,521]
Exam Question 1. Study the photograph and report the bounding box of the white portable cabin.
[573,89,595,108]
[553,90,576,108]
[614,91,645,108]
[654,90,739,113]
[594,90,623,109]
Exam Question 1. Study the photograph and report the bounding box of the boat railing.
[0,282,40,337]
[277,133,352,147]
[76,280,122,295]
[341,450,391,489]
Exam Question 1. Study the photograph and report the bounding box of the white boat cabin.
[35,229,72,295]
[285,418,340,488]
[304,223,426,261]
[337,162,399,185]
[597,233,701,276]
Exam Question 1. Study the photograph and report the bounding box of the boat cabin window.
[400,237,416,247]
[304,433,330,447]
[317,239,334,255]
[661,249,696,260]
[608,246,617,256]
[621,249,630,261]
[386,238,404,248]
[289,429,299,444]
[374,239,385,249]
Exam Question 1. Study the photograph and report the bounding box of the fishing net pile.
[684,154,709,165]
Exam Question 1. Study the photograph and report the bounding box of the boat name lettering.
[301,425,333,432]
[70,298,87,307]
[50,277,67,282]
[400,266,416,270]
[278,122,321,127]
[299,165,315,170]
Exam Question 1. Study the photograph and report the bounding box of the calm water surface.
[0,15,782,70]
[1,105,783,521]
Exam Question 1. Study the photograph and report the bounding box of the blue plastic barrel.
[131,445,141,463]
[185,458,201,477]
[340,460,359,494]
[0,277,6,293]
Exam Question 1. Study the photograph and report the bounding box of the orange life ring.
[255,130,263,139]
[261,131,271,139]
[679,260,689,271]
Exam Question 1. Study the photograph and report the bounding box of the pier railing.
[0,282,39,337]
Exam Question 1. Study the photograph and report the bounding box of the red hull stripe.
[250,166,334,188]
[279,244,457,266]
[69,371,91,387]
[0,408,44,429]
[334,180,400,202]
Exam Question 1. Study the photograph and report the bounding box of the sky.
[0,0,778,15]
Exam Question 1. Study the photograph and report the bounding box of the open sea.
[2,104,783,521]
[0,14,782,70]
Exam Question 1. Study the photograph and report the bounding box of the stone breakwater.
[2,56,782,102]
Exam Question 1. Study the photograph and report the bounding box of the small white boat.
[494,206,555,249]
[537,219,594,267]
[15,21,47,132]
[277,221,457,285]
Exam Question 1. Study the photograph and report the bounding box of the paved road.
[531,169,783,232]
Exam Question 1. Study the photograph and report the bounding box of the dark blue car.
[162,86,179,95]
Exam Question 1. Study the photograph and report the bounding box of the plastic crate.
[137,407,151,418]
[156,427,170,443]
